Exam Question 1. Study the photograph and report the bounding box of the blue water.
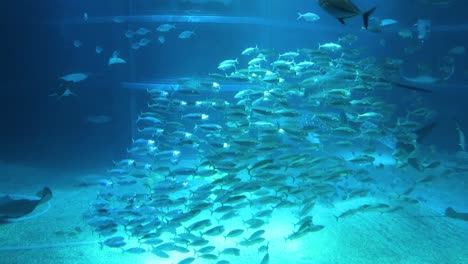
[1,1,467,264]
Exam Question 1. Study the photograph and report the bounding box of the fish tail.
[363,7,377,29]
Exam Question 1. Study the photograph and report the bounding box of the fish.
[379,18,398,27]
[203,225,225,236]
[178,257,196,264]
[136,27,151,35]
[81,32,457,264]
[196,246,216,254]
[108,51,126,65]
[157,24,176,32]
[319,42,342,51]
[60,73,88,83]
[125,247,146,254]
[199,253,218,260]
[297,12,320,22]
[179,31,196,39]
[445,207,468,221]
[0,187,52,223]
[224,229,244,239]
[100,236,126,248]
[49,88,77,100]
[151,249,170,258]
[139,38,151,46]
[456,123,466,151]
[260,252,270,264]
[220,247,240,256]
[112,16,125,23]
[317,0,376,29]
[241,45,259,56]
[238,237,265,246]
[95,46,103,54]
[401,74,440,84]
[389,81,433,94]
[73,40,82,48]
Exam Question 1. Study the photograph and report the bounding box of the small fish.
[199,253,218,260]
[318,0,376,29]
[178,30,195,39]
[73,40,82,48]
[241,45,259,56]
[456,123,466,151]
[48,88,77,100]
[223,229,244,239]
[158,35,166,44]
[112,16,125,23]
[319,42,342,51]
[125,30,135,38]
[60,73,88,83]
[247,230,265,240]
[125,247,146,254]
[136,27,151,35]
[178,257,196,264]
[157,24,175,32]
[196,246,216,254]
[379,18,398,27]
[297,12,320,22]
[95,46,103,54]
[203,225,225,236]
[258,241,270,253]
[131,42,140,50]
[100,236,126,248]
[398,29,413,39]
[108,51,126,65]
[260,253,270,264]
[139,38,151,46]
[220,247,240,256]
[151,249,170,258]
[389,81,433,94]
[357,112,384,119]
[238,237,265,246]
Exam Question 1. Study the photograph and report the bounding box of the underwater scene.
[1,0,468,263]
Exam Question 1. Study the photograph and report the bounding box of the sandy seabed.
[0,163,467,264]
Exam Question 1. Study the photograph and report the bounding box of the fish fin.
[363,7,377,29]
[37,187,52,204]
[338,18,345,25]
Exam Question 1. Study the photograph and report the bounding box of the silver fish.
[318,0,376,29]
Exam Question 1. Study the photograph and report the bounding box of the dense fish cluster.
[81,34,457,263]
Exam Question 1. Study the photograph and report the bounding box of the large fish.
[0,187,52,223]
[445,207,468,222]
[318,0,376,29]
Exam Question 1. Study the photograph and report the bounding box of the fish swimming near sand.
[0,187,52,223]
[445,207,468,221]
[317,0,376,29]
